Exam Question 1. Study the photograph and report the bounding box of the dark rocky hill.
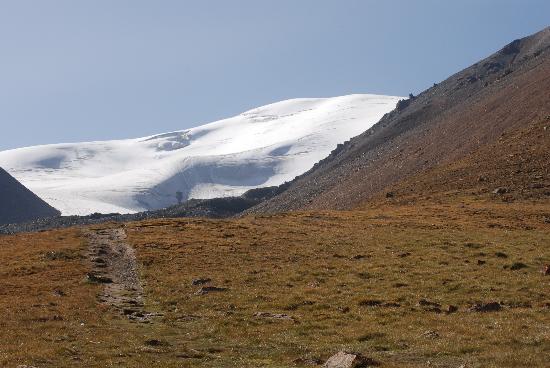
[246,26,550,214]
[0,167,60,225]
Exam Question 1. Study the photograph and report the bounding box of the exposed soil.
[84,227,157,322]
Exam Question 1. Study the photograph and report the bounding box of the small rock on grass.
[145,338,169,347]
[446,305,459,314]
[419,330,440,339]
[417,298,442,313]
[192,277,212,285]
[322,351,379,368]
[86,273,113,284]
[509,262,528,270]
[195,286,228,295]
[469,301,502,312]
[492,187,508,194]
[358,299,400,308]
[338,306,350,313]
[53,289,66,297]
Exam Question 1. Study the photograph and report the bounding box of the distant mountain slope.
[248,26,550,214]
[0,167,60,225]
[0,94,401,216]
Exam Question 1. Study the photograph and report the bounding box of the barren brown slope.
[369,114,550,207]
[247,26,550,214]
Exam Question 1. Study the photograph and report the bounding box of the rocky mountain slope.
[248,27,550,214]
[376,114,550,206]
[0,167,60,225]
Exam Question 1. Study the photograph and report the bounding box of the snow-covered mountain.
[0,94,401,215]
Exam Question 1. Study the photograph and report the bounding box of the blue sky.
[0,0,548,150]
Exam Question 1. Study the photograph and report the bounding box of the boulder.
[323,351,378,368]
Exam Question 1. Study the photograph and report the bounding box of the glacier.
[0,94,401,215]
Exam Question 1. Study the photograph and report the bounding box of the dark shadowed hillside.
[0,167,60,225]
[247,26,550,214]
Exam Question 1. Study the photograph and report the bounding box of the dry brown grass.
[0,227,186,367]
[1,198,549,367]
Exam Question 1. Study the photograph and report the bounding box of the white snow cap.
[0,94,401,215]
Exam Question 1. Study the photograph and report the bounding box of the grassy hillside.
[1,196,549,367]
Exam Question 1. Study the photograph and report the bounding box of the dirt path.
[84,227,158,322]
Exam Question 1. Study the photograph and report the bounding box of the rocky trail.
[84,227,159,323]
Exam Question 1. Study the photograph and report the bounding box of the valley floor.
[1,197,549,367]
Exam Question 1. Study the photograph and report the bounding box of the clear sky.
[0,0,548,151]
